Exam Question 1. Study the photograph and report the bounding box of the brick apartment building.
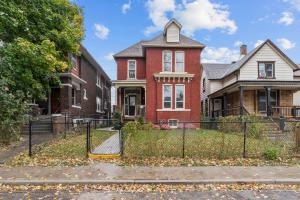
[36,45,111,119]
[112,19,204,126]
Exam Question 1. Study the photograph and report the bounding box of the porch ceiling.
[209,80,300,98]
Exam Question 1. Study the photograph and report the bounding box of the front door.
[129,95,136,116]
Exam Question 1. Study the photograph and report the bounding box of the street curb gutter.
[1,179,300,185]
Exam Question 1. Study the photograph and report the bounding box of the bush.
[263,147,279,160]
[217,115,243,133]
[112,112,121,130]
[217,114,265,137]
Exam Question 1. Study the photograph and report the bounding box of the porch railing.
[272,106,300,118]
[212,106,249,118]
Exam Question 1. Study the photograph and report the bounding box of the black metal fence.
[4,117,300,162]
[121,120,300,159]
[26,118,120,159]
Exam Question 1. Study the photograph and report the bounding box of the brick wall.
[145,47,202,123]
[116,58,146,80]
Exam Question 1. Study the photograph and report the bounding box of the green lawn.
[8,129,114,166]
[123,129,293,159]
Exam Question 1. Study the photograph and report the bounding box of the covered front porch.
[209,81,300,119]
[113,80,146,121]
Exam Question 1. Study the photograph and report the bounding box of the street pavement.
[1,190,300,200]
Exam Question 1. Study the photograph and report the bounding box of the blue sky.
[72,0,300,80]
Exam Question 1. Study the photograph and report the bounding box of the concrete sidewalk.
[0,163,300,185]
[91,132,120,155]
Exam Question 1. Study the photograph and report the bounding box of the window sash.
[175,85,184,109]
[175,52,184,72]
[96,97,102,112]
[163,51,172,72]
[258,62,274,78]
[163,85,172,109]
[128,60,136,79]
[72,88,76,105]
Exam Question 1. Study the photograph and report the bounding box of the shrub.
[263,147,279,160]
[217,115,243,133]
[217,114,265,137]
[112,112,121,130]
[137,116,144,125]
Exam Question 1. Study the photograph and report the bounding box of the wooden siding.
[239,44,294,80]
[223,74,237,88]
[293,91,300,106]
[166,23,179,43]
[280,90,293,106]
[210,80,223,94]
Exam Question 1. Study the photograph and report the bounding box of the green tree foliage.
[0,0,84,99]
[0,0,84,142]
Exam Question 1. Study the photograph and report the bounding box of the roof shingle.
[114,34,204,58]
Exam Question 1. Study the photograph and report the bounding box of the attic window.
[258,62,274,79]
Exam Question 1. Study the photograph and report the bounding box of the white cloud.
[144,0,237,36]
[277,38,296,50]
[254,40,264,48]
[94,23,109,40]
[122,0,132,14]
[104,52,115,61]
[144,0,176,35]
[234,40,243,47]
[202,47,240,63]
[283,0,300,11]
[278,12,294,25]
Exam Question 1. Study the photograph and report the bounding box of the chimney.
[240,44,247,56]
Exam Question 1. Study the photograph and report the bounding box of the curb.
[1,179,300,185]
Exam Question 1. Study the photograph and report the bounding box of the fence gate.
[87,119,121,159]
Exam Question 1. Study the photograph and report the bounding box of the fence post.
[64,113,67,139]
[29,120,32,157]
[86,122,90,158]
[119,128,123,156]
[243,121,247,158]
[182,122,186,158]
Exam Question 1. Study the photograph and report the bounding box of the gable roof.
[163,18,182,35]
[203,39,299,80]
[113,41,144,58]
[114,34,204,58]
[202,63,230,80]
[143,34,205,48]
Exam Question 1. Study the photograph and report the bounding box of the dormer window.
[163,51,172,72]
[164,19,182,43]
[258,62,275,79]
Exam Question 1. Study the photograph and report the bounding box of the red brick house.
[112,19,204,126]
[35,45,111,119]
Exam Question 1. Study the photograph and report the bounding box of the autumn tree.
[0,0,84,142]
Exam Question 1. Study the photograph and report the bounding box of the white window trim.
[175,84,185,109]
[175,51,185,73]
[127,60,137,79]
[96,96,102,113]
[168,119,178,128]
[162,50,172,72]
[162,84,172,110]
[71,88,76,106]
[96,75,101,88]
[83,89,88,100]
